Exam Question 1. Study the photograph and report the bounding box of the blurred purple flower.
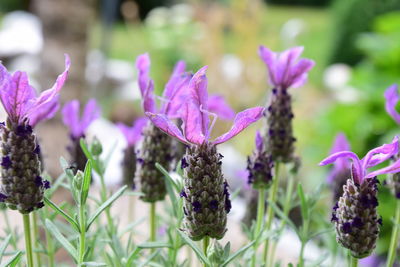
[144,66,264,145]
[385,84,400,124]
[117,117,147,146]
[62,99,101,139]
[360,254,385,267]
[320,136,400,184]
[0,54,70,126]
[258,46,315,89]
[327,133,351,184]
[135,54,235,121]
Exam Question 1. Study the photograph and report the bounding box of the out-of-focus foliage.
[0,0,28,13]
[266,0,331,7]
[329,0,400,65]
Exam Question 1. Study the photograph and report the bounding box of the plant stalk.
[31,212,41,267]
[251,187,266,267]
[263,161,280,264]
[44,206,55,267]
[203,236,209,267]
[350,256,358,267]
[23,213,34,267]
[150,202,156,242]
[78,203,86,266]
[387,200,400,267]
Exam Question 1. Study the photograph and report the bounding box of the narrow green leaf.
[221,240,255,267]
[156,163,180,218]
[81,160,92,205]
[86,186,128,230]
[0,251,22,267]
[297,183,309,222]
[138,250,160,267]
[269,202,299,236]
[177,231,210,266]
[155,163,180,192]
[44,197,80,232]
[80,138,101,174]
[45,219,77,261]
[223,242,231,259]
[137,242,171,249]
[126,247,141,267]
[0,235,11,262]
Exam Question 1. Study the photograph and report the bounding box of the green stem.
[299,214,309,267]
[23,214,34,267]
[44,207,55,267]
[350,256,358,267]
[387,200,400,267]
[31,212,41,267]
[78,204,86,266]
[150,202,156,242]
[203,236,209,267]
[99,174,115,235]
[251,187,266,267]
[262,161,280,264]
[269,175,295,267]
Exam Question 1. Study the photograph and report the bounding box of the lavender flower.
[0,55,70,213]
[117,117,147,189]
[259,46,315,163]
[145,65,264,240]
[247,131,274,189]
[384,84,400,198]
[327,133,352,202]
[320,137,400,258]
[62,99,101,173]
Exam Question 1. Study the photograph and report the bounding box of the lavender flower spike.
[259,46,315,163]
[62,99,101,173]
[146,66,264,241]
[0,55,70,213]
[117,117,147,189]
[320,136,400,258]
[327,133,352,201]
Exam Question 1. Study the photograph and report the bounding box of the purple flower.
[385,84,400,124]
[327,133,351,184]
[62,99,101,139]
[258,46,315,89]
[320,136,400,184]
[116,117,147,146]
[0,55,70,127]
[135,54,236,121]
[144,66,264,146]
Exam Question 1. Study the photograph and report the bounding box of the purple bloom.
[327,133,351,184]
[116,117,147,146]
[0,55,70,127]
[258,46,315,89]
[144,66,264,146]
[62,99,101,139]
[135,54,236,121]
[385,84,400,124]
[320,136,400,184]
[1,156,11,169]
[0,193,7,202]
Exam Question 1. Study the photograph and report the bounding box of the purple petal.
[362,136,399,169]
[258,45,278,86]
[27,54,70,126]
[117,117,148,145]
[162,60,186,100]
[320,151,362,183]
[366,157,400,178]
[289,59,315,88]
[145,112,187,144]
[187,66,209,136]
[164,74,191,117]
[327,133,351,184]
[80,99,101,133]
[385,84,400,124]
[255,130,263,152]
[207,94,235,120]
[213,107,264,145]
[180,101,206,145]
[330,133,351,154]
[135,53,151,95]
[62,100,81,138]
[143,80,156,113]
[276,47,304,87]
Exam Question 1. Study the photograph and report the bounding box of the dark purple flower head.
[43,180,51,189]
[34,176,43,187]
[385,84,400,124]
[143,65,264,146]
[258,46,315,90]
[62,99,101,139]
[320,136,400,184]
[181,157,189,169]
[192,201,202,212]
[0,193,7,202]
[327,133,351,184]
[0,55,70,127]
[135,54,235,121]
[117,117,147,146]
